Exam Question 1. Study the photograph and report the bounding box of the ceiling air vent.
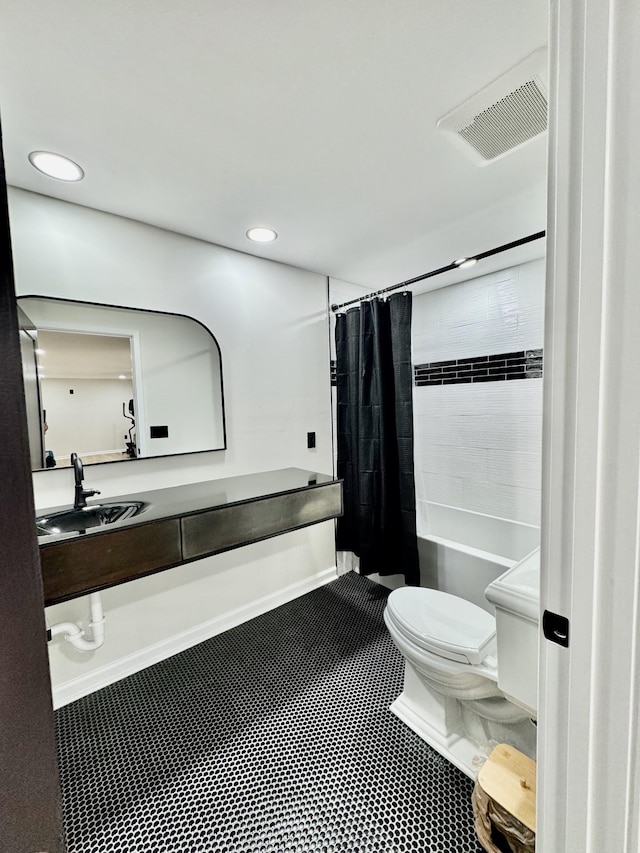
[437,48,548,166]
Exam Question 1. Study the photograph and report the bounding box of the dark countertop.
[37,467,336,547]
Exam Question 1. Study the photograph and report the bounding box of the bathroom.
[1,2,639,853]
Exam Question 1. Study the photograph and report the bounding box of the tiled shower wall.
[412,258,545,527]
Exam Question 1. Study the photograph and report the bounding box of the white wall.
[412,258,545,527]
[42,377,133,459]
[8,187,335,704]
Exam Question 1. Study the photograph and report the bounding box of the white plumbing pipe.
[49,592,105,651]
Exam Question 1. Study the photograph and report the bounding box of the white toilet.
[384,549,539,779]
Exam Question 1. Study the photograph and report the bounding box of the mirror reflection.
[39,330,135,465]
[18,297,226,470]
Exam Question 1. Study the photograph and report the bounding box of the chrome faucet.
[71,453,101,509]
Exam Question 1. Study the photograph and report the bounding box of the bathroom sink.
[36,502,146,536]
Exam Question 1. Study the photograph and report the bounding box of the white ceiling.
[0,1,548,289]
[37,330,133,380]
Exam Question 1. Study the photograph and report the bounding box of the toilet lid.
[386,587,496,665]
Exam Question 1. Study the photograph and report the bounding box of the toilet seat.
[386,587,496,665]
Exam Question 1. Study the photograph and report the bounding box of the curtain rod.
[330,230,546,313]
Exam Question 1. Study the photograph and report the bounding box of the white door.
[539,1,640,850]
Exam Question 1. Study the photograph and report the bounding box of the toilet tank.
[485,548,540,717]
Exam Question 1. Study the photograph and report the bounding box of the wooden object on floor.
[472,743,536,853]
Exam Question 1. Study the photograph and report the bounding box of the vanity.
[21,297,341,606]
[37,468,342,605]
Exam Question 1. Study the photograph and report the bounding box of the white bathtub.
[417,502,540,613]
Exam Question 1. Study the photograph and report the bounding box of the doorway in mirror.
[34,329,136,469]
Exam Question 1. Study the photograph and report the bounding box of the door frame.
[0,123,65,850]
[538,1,640,849]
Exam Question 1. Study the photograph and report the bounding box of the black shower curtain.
[335,292,419,585]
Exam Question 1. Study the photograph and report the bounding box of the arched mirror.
[18,296,226,471]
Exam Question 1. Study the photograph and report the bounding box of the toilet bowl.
[384,585,536,778]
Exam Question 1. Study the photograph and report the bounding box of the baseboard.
[51,566,338,709]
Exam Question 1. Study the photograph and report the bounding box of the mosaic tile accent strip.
[415,348,543,386]
[55,573,482,853]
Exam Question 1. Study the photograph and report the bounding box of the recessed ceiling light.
[453,257,478,269]
[118,375,127,380]
[28,151,84,182]
[246,226,277,243]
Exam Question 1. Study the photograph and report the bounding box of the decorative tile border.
[414,348,543,386]
[331,349,543,388]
